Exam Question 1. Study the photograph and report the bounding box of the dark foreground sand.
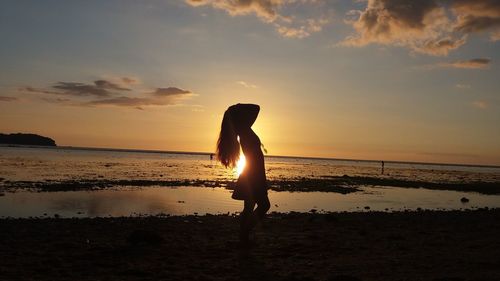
[1,210,499,281]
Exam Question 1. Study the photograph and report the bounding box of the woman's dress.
[232,130,267,201]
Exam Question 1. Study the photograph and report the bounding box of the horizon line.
[2,143,499,169]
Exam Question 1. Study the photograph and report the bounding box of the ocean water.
[1,146,499,183]
[1,146,500,217]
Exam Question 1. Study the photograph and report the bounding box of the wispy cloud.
[0,96,18,102]
[455,83,471,89]
[438,58,491,69]
[276,17,330,38]
[419,58,491,70]
[236,80,258,89]
[121,77,140,85]
[85,89,194,110]
[190,105,205,112]
[17,77,194,110]
[85,97,156,108]
[20,79,132,98]
[186,0,283,22]
[472,100,488,109]
[185,0,331,39]
[151,87,192,96]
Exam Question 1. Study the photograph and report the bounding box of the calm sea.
[1,146,499,217]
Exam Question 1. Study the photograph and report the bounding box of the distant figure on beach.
[209,153,213,161]
[381,161,385,175]
[216,103,270,244]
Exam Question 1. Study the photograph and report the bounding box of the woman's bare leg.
[254,194,270,220]
[240,199,255,243]
[239,193,270,243]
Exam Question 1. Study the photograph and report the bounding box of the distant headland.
[0,133,56,146]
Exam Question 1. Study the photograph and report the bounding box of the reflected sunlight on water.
[1,186,499,218]
[1,146,500,218]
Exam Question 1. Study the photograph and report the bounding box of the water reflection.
[0,186,499,218]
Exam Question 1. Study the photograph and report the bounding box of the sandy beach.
[1,209,499,281]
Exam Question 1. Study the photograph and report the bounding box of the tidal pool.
[1,186,499,218]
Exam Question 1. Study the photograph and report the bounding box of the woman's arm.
[229,103,260,128]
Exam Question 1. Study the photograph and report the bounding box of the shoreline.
[1,210,499,281]
[2,175,500,194]
[3,144,500,168]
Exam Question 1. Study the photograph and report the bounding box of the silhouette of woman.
[216,103,270,244]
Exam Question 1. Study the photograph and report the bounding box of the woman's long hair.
[216,110,240,168]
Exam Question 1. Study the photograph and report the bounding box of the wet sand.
[2,175,500,194]
[1,210,499,281]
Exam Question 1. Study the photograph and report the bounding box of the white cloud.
[455,83,471,89]
[472,100,488,109]
[237,81,258,89]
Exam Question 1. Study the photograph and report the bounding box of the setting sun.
[236,154,246,176]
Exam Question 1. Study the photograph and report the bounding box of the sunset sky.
[1,0,499,165]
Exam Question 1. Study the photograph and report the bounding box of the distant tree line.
[0,133,56,146]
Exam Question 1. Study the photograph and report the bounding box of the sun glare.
[236,154,246,176]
